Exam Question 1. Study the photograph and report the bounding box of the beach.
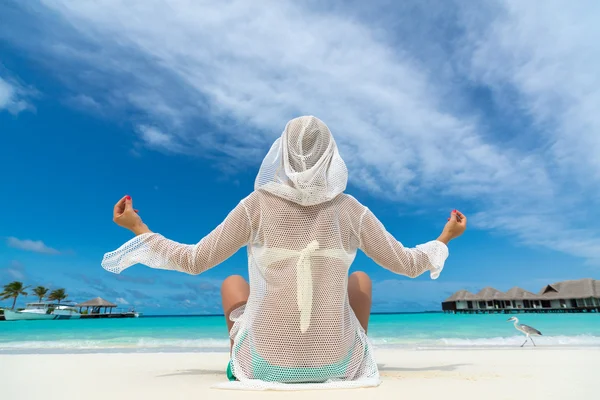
[0,348,596,400]
[1,314,598,399]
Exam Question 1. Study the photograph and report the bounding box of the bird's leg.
[520,337,528,347]
[530,337,536,346]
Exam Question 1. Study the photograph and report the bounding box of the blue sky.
[1,0,599,314]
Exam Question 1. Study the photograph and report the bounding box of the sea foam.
[1,335,599,354]
[371,334,600,348]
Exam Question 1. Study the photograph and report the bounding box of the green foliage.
[1,281,29,309]
[48,288,68,304]
[32,286,49,302]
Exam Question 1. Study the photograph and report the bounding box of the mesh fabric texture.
[255,116,348,206]
[101,116,449,390]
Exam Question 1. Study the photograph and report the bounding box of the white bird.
[507,317,542,347]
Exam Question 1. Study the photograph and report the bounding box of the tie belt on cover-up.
[258,242,352,333]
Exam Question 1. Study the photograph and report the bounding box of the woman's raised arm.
[359,208,466,279]
[101,195,251,275]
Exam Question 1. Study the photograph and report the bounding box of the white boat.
[130,308,142,318]
[122,310,142,318]
[3,302,81,321]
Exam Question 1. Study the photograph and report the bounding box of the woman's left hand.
[113,195,151,235]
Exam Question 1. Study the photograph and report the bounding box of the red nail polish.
[453,209,457,213]
[126,195,131,200]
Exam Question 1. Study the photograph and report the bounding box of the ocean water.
[1,313,599,354]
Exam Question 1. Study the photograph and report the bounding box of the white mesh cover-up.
[101,116,449,391]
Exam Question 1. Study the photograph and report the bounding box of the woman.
[102,116,467,390]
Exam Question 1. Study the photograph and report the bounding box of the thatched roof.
[538,278,598,299]
[444,279,600,303]
[75,297,117,307]
[505,287,540,299]
[443,290,474,302]
[472,287,509,301]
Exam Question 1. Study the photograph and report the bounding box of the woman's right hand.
[438,210,467,244]
[113,195,151,236]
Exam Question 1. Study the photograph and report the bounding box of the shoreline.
[0,348,595,399]
[3,334,600,354]
[1,343,599,356]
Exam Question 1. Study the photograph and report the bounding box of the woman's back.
[238,190,367,371]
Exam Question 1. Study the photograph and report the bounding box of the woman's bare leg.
[348,271,372,333]
[221,275,250,351]
[221,272,371,340]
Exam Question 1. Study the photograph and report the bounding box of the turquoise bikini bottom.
[227,330,356,383]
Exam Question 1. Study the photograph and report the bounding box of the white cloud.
[1,261,27,281]
[7,237,60,255]
[464,1,600,182]
[115,297,129,305]
[0,76,31,115]
[136,125,183,153]
[28,1,545,195]
[456,0,600,261]
[6,269,26,280]
[65,94,102,112]
[3,0,600,263]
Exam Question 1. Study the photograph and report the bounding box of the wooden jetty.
[76,297,139,318]
[80,312,137,319]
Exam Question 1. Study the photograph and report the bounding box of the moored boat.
[3,302,81,321]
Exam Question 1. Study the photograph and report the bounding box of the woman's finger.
[454,209,466,223]
[449,210,458,222]
[124,195,133,211]
[114,196,127,216]
[134,209,139,214]
[114,196,126,209]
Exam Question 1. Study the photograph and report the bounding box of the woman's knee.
[349,271,372,292]
[348,271,372,332]
[221,275,249,317]
[221,275,248,295]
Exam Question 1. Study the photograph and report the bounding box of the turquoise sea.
[1,313,599,354]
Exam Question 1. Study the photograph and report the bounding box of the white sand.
[0,349,596,400]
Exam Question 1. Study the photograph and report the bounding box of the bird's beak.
[506,318,512,321]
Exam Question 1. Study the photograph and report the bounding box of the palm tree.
[1,281,29,309]
[32,286,49,302]
[48,288,68,304]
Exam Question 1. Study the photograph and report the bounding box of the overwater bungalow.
[76,297,117,315]
[442,278,600,314]
[75,297,139,318]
